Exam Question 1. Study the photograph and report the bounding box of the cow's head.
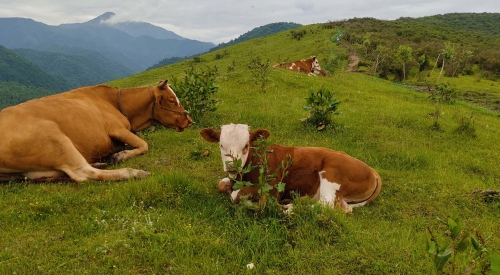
[152,79,193,132]
[200,124,270,178]
[309,56,325,75]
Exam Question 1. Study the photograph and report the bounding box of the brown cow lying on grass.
[200,124,381,213]
[0,79,192,183]
[273,56,327,76]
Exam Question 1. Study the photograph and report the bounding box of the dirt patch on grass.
[408,85,500,114]
[460,91,500,113]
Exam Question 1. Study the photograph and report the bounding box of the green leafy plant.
[302,86,341,131]
[248,56,271,92]
[427,216,500,274]
[226,136,293,213]
[171,65,219,123]
[290,29,307,40]
[430,81,456,104]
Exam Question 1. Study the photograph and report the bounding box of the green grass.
[1,24,500,274]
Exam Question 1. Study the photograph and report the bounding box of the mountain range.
[0,12,214,73]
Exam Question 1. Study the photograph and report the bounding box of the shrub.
[427,216,500,274]
[248,56,271,92]
[290,29,307,40]
[302,87,341,131]
[171,65,219,123]
[430,81,456,104]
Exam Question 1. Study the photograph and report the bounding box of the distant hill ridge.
[148,22,302,70]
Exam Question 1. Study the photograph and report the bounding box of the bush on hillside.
[171,65,219,123]
[302,87,341,131]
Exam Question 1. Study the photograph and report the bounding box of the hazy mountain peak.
[84,12,115,25]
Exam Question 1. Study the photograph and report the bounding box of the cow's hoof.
[111,152,125,164]
[132,170,150,179]
[217,178,233,193]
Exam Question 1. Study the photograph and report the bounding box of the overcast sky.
[0,0,499,44]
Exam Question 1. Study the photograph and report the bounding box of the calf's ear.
[250,129,270,142]
[200,128,221,142]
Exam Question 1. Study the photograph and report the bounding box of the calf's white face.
[200,124,270,179]
[219,124,251,177]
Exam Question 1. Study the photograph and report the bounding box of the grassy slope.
[1,24,499,274]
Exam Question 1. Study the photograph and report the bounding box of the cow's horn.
[158,79,168,89]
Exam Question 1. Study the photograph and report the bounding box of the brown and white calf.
[200,124,381,213]
[273,56,327,76]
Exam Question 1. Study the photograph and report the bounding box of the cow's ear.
[200,128,221,143]
[158,79,168,89]
[250,129,270,142]
[311,55,316,60]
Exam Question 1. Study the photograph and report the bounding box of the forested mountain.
[148,22,302,70]
[0,14,214,73]
[322,13,500,81]
[0,45,70,92]
[13,48,133,89]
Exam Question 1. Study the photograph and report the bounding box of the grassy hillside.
[1,23,499,274]
[148,22,302,70]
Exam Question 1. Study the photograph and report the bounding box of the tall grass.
[1,24,499,274]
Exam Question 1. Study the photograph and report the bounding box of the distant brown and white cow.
[200,124,381,213]
[273,56,327,76]
[0,79,192,183]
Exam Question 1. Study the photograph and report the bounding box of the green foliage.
[396,45,413,80]
[290,29,307,40]
[248,56,271,92]
[227,136,293,213]
[192,56,205,63]
[170,65,219,123]
[302,87,341,130]
[427,216,499,274]
[431,81,457,104]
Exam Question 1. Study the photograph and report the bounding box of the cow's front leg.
[109,129,149,164]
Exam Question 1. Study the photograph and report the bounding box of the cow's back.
[0,86,121,163]
[243,144,376,200]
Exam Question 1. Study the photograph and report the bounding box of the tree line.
[322,13,500,82]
